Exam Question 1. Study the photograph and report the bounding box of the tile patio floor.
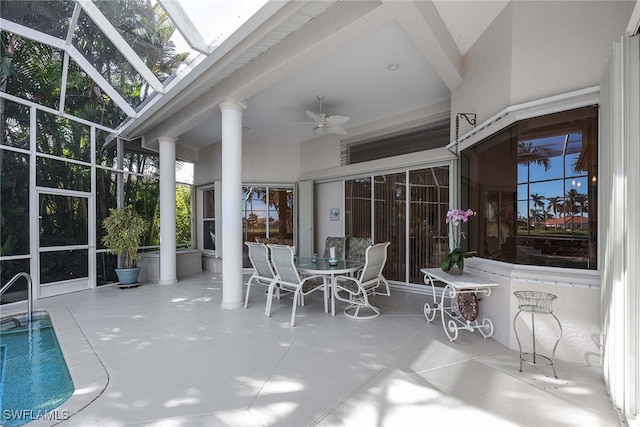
[15,271,622,426]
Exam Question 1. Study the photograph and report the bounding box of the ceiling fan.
[300,95,350,135]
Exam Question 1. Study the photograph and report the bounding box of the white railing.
[0,272,33,321]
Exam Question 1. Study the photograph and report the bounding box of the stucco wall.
[314,181,344,256]
[510,1,632,104]
[452,1,631,135]
[467,258,601,365]
[450,3,513,136]
[193,138,300,186]
[193,143,221,186]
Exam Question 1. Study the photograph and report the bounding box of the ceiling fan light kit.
[301,95,350,136]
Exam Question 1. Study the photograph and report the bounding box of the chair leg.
[291,288,301,326]
[331,280,336,317]
[244,277,253,309]
[375,276,390,296]
[265,279,278,318]
[343,287,381,319]
[323,277,328,314]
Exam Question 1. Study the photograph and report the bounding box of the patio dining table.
[295,257,364,316]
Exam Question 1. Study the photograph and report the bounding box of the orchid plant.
[441,208,477,273]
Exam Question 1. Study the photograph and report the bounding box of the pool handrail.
[0,272,33,321]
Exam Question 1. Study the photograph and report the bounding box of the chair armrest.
[300,274,326,286]
[334,275,360,295]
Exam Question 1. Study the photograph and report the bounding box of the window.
[242,186,293,243]
[242,185,294,267]
[203,189,216,251]
[341,120,450,165]
[461,106,597,269]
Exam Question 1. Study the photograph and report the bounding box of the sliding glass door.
[345,165,449,285]
[408,167,449,283]
[374,173,406,283]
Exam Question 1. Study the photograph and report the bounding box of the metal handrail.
[0,272,33,321]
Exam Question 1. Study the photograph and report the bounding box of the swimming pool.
[0,312,74,427]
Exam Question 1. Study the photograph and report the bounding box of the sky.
[169,0,269,54]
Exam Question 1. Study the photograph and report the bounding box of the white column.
[220,98,246,309]
[159,136,177,285]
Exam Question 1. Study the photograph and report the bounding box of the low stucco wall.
[466,258,601,366]
[138,249,203,283]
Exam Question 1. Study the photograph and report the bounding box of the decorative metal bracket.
[449,113,477,157]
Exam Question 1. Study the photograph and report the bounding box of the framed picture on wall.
[329,208,340,221]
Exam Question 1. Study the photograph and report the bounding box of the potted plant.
[441,208,476,275]
[102,205,148,287]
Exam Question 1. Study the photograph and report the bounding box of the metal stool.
[513,291,562,378]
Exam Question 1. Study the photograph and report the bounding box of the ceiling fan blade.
[327,124,347,135]
[326,115,350,125]
[306,110,323,122]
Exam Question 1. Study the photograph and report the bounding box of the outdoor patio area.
[25,271,620,427]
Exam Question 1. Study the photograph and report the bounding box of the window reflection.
[241,186,294,267]
[463,106,597,269]
[203,189,215,251]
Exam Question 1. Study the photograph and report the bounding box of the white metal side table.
[421,268,498,342]
[513,290,562,378]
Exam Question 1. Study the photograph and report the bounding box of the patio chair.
[322,236,347,260]
[346,237,372,264]
[244,241,281,308]
[265,244,327,326]
[333,242,390,319]
[255,237,279,244]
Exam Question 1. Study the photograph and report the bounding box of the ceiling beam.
[382,0,463,91]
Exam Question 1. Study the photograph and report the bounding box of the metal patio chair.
[265,244,327,326]
[333,242,390,319]
[244,241,280,309]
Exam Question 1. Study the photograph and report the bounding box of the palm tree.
[530,193,545,229]
[518,141,552,171]
[573,192,588,228]
[2,0,190,246]
[519,141,552,232]
[547,196,562,218]
[565,189,580,230]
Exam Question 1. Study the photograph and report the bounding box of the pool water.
[0,312,74,427]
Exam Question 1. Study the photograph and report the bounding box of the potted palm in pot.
[102,205,148,287]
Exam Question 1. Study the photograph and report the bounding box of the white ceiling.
[132,1,509,152]
[182,20,452,145]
